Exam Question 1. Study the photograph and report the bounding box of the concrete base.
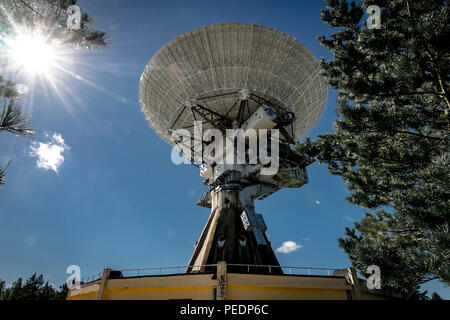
[67,263,397,300]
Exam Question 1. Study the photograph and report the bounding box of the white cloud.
[303,237,311,241]
[276,241,303,254]
[29,133,69,173]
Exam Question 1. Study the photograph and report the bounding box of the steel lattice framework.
[139,22,327,146]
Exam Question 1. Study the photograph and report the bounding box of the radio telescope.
[139,23,327,274]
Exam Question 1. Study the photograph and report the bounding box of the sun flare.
[6,32,58,77]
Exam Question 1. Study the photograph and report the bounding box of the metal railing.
[227,264,339,276]
[80,264,344,284]
[81,272,102,284]
[116,264,218,278]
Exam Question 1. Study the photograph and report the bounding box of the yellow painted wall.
[67,282,100,300]
[226,273,351,300]
[67,274,216,300]
[105,274,216,300]
[68,273,357,300]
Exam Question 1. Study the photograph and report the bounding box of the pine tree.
[0,279,6,300]
[297,0,449,298]
[54,283,68,300]
[0,0,109,185]
[20,273,44,300]
[431,292,443,300]
[6,277,23,300]
[0,274,69,300]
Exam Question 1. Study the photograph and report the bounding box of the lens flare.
[0,22,128,118]
[6,32,58,77]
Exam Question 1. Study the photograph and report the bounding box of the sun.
[6,32,59,77]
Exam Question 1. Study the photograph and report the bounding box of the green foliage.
[0,77,34,185]
[0,162,7,185]
[298,0,449,298]
[431,292,443,300]
[0,280,6,300]
[0,98,34,137]
[0,274,68,300]
[0,0,109,49]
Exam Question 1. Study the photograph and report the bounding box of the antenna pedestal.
[186,186,282,274]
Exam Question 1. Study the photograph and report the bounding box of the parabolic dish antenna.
[139,22,327,145]
[139,23,328,274]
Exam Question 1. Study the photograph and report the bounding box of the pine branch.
[0,166,5,186]
[0,160,11,186]
[363,127,446,142]
[0,103,35,136]
[419,277,440,285]
[5,1,109,49]
[390,130,446,141]
[425,50,450,110]
[374,91,447,98]
[404,0,450,110]
[17,0,40,16]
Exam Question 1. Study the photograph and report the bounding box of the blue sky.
[0,0,448,298]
